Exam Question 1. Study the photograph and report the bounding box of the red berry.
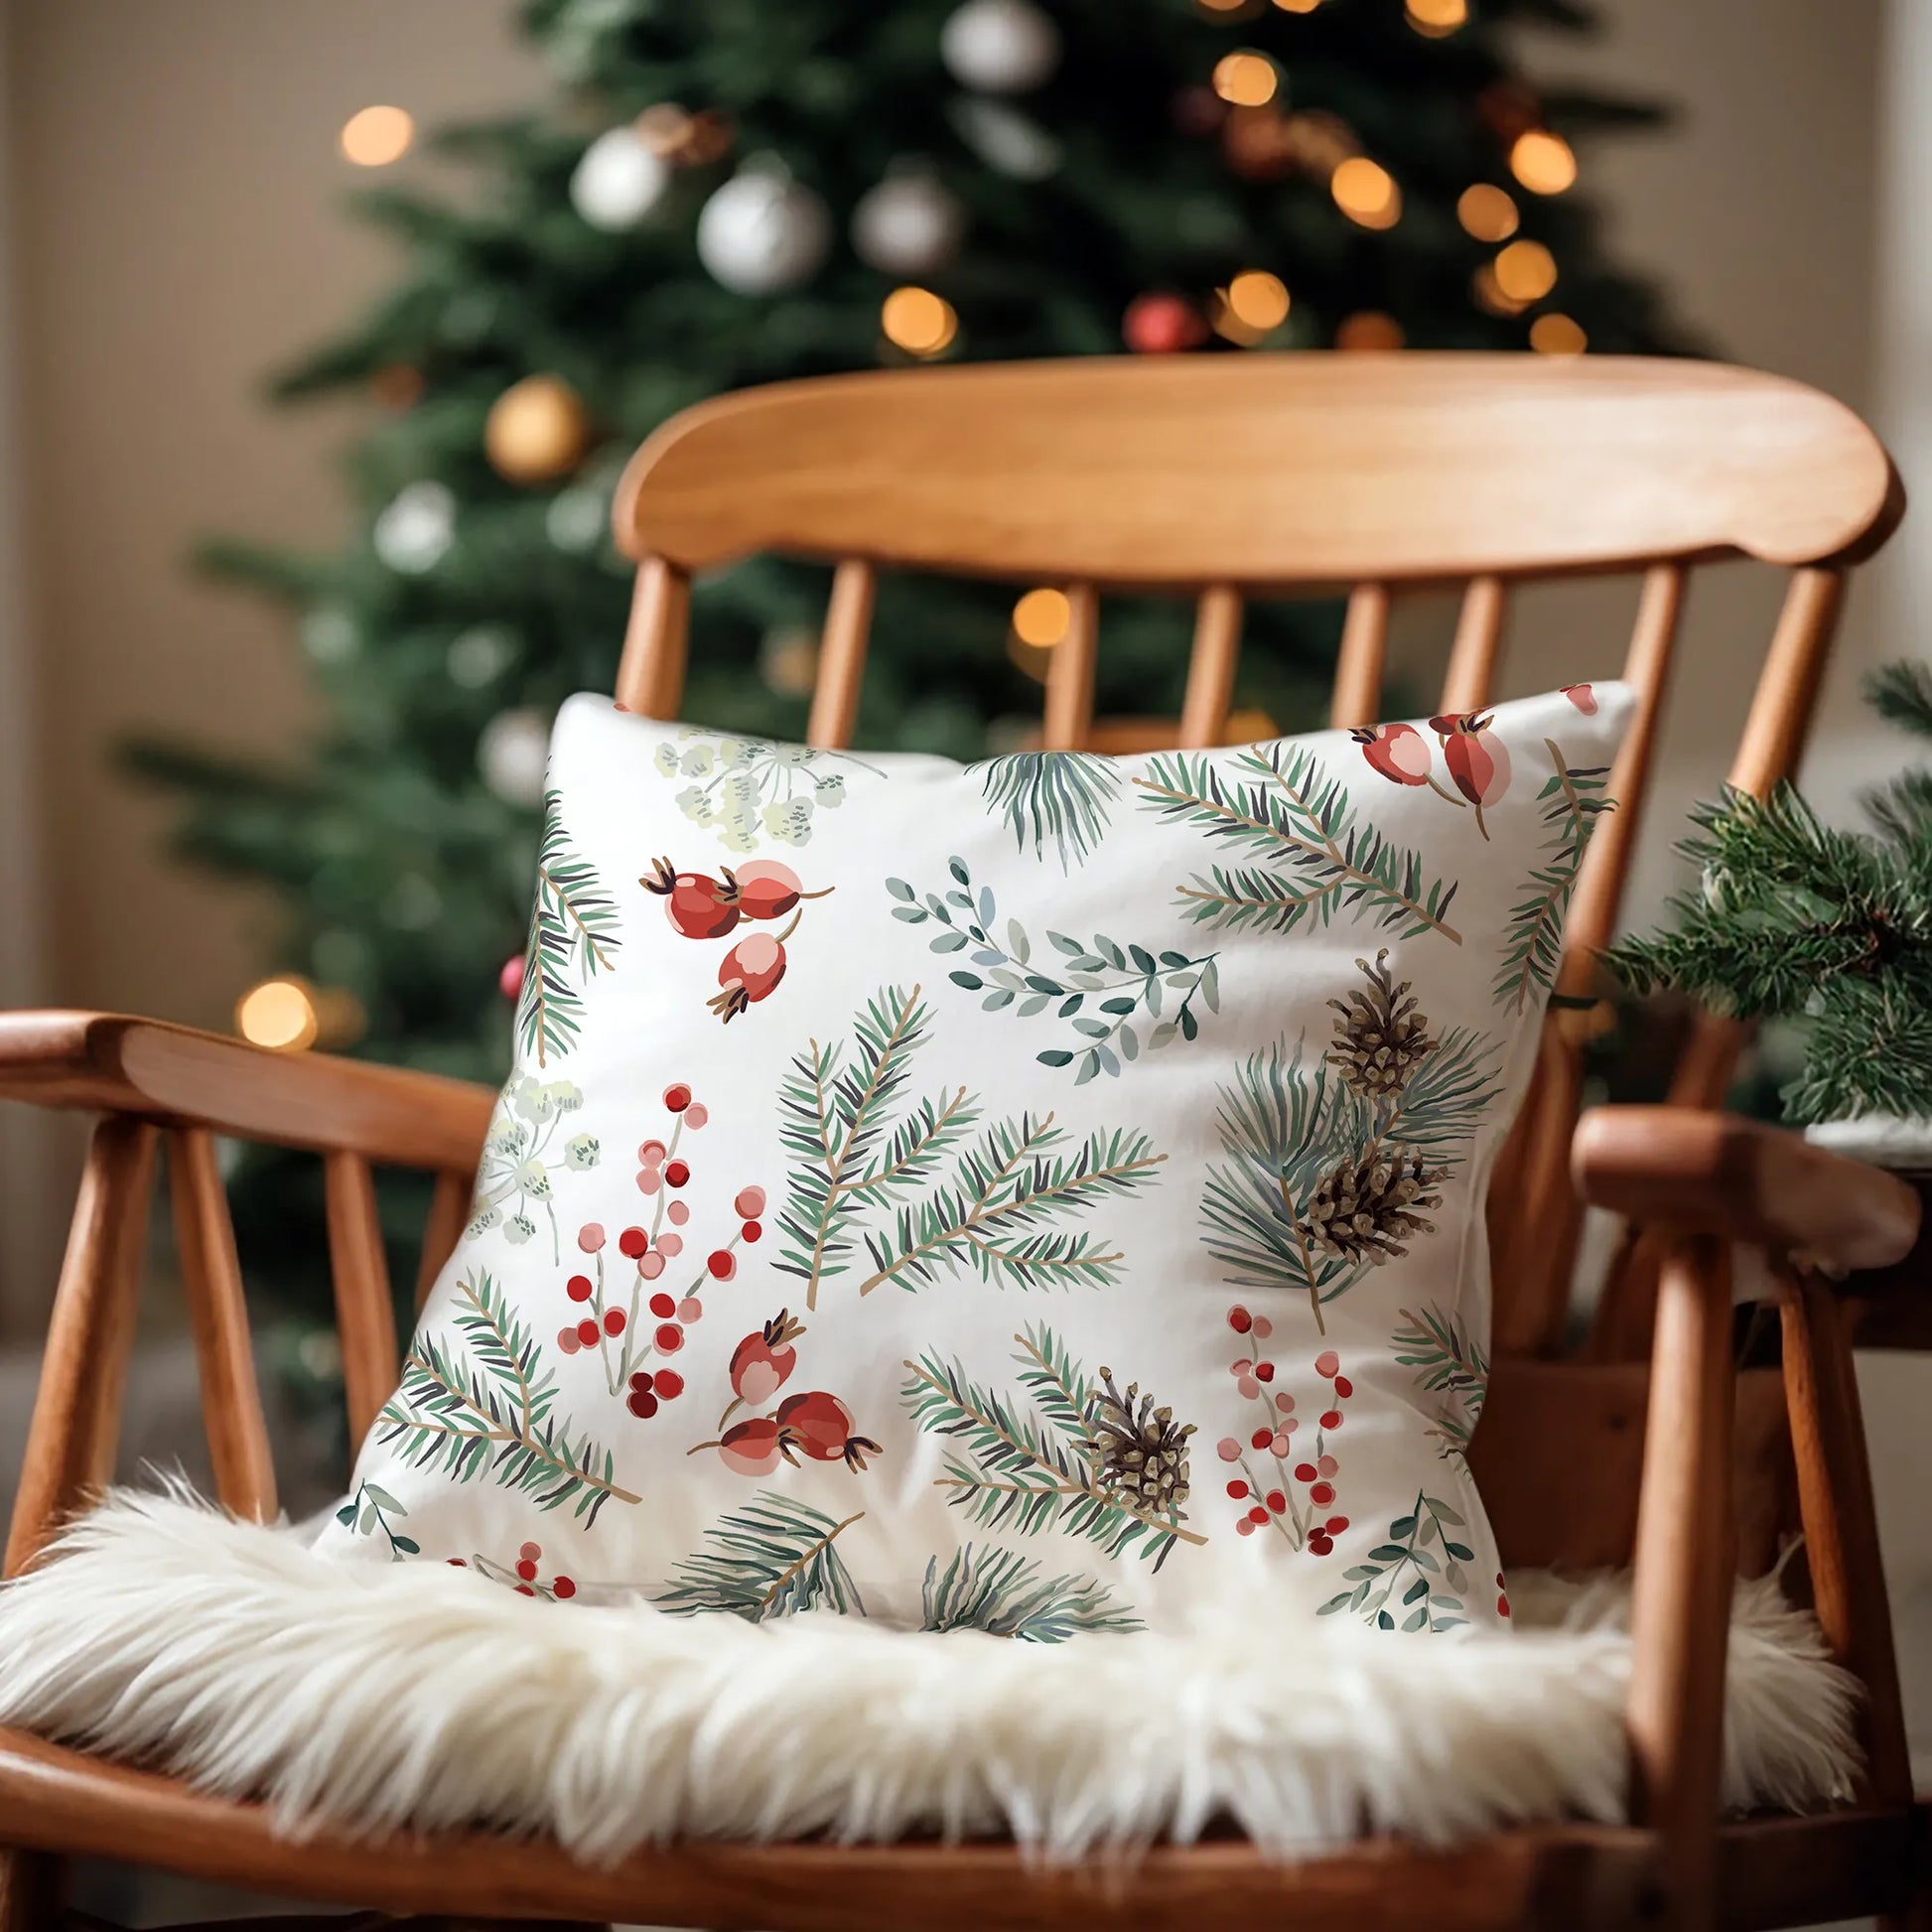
[1308,1534,1334,1556]
[1315,1350,1340,1378]
[603,1308,625,1336]
[1246,1506,1269,1527]
[649,1292,677,1318]
[1265,1489,1288,1514]
[718,1415,783,1476]
[728,860,814,921]
[566,1274,594,1303]
[742,1219,762,1242]
[665,1160,691,1188]
[663,1084,692,1112]
[707,1249,737,1281]
[1227,1305,1253,1333]
[515,1559,537,1582]
[516,1584,536,1595]
[653,1369,684,1399]
[1325,1515,1349,1535]
[1310,1481,1335,1507]
[708,932,787,1022]
[1250,1428,1273,1450]
[619,1226,648,1259]
[643,860,740,941]
[498,954,525,1000]
[1226,1479,1249,1499]
[576,1317,600,1347]
[447,1557,467,1567]
[1320,1410,1342,1430]
[1498,1595,1512,1618]
[1332,1374,1354,1398]
[577,1222,605,1253]
[654,1322,683,1352]
[626,1388,659,1419]
[638,1139,667,1165]
[734,1185,767,1219]
[629,1370,654,1393]
[1295,1462,1317,1483]
[552,1577,576,1599]
[518,1540,541,1562]
[1253,1362,1274,1382]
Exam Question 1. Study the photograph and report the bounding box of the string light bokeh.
[882,286,959,357]
[339,105,414,168]
[1012,588,1072,647]
[1330,157,1401,230]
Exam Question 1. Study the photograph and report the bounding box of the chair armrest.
[1572,1104,1922,1277]
[0,1010,495,1173]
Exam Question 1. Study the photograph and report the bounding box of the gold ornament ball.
[484,375,591,485]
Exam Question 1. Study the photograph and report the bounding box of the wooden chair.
[0,354,1925,1932]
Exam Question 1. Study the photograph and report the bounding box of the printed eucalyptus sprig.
[1134,743,1462,944]
[971,750,1121,872]
[1492,740,1614,1013]
[887,858,1219,1083]
[516,788,621,1066]
[335,1480,419,1560]
[1315,1489,1474,1632]
[374,1271,637,1526]
[1391,1304,1489,1462]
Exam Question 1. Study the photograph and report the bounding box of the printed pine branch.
[1013,1320,1093,1442]
[901,1334,1204,1571]
[1392,1305,1490,1458]
[375,1272,637,1524]
[655,1492,867,1621]
[972,751,1121,872]
[859,1116,1164,1295]
[888,860,1220,1083]
[516,788,622,1067]
[919,1545,1142,1640]
[1135,745,1462,944]
[1492,742,1614,1013]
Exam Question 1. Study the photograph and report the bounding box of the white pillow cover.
[319,683,1630,1642]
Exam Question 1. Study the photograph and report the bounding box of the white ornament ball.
[373,482,456,575]
[478,707,553,807]
[941,0,1061,94]
[696,168,832,295]
[852,172,966,276]
[948,98,1062,181]
[570,125,669,230]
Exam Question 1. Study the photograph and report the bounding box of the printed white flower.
[565,1133,600,1170]
[675,785,714,825]
[762,798,815,844]
[510,1076,556,1124]
[814,773,846,808]
[543,1080,585,1115]
[515,1159,552,1198]
[465,1205,500,1237]
[503,1213,537,1246]
[653,742,681,777]
[679,746,715,777]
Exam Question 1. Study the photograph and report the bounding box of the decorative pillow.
[319,683,1631,1640]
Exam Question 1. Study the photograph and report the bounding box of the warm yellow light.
[1212,52,1279,106]
[1406,0,1467,33]
[1226,269,1291,331]
[1273,0,1324,11]
[1335,311,1405,351]
[1197,0,1249,12]
[1493,238,1558,301]
[236,977,319,1052]
[1331,157,1401,229]
[1510,129,1578,195]
[881,286,958,357]
[1471,263,1529,317]
[1529,313,1587,354]
[1013,588,1072,647]
[1456,184,1519,242]
[340,105,414,168]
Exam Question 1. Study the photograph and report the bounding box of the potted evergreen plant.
[1608,661,1932,1166]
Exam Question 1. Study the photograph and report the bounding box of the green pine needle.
[919,1544,1142,1640]
[655,1492,867,1621]
[972,752,1121,872]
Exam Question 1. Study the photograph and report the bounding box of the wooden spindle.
[1329,583,1390,730]
[806,559,877,750]
[1177,586,1242,749]
[1625,1234,1734,1931]
[1040,583,1099,751]
[4,1117,156,1577]
[1439,574,1507,714]
[415,1169,472,1315]
[325,1151,400,1451]
[1780,1266,1912,1807]
[615,556,691,720]
[168,1128,277,1521]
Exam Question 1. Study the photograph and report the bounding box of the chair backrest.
[613,353,1902,1362]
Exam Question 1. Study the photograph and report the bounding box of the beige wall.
[0,0,1889,1308]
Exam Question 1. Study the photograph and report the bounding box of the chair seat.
[0,1725,1918,1932]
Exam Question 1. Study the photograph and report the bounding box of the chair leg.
[1625,1234,1735,1931]
[0,1847,64,1931]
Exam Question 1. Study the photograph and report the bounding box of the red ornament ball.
[498,954,525,1000]
[1124,293,1206,355]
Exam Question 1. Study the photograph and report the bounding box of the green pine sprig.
[971,751,1121,872]
[919,1544,1142,1640]
[1134,744,1462,944]
[1391,1305,1489,1461]
[1492,740,1614,1013]
[654,1492,866,1621]
[374,1271,636,1525]
[516,788,621,1067]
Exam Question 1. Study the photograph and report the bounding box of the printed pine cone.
[1090,1368,1195,1518]
[1296,1146,1443,1266]
[1326,950,1437,1100]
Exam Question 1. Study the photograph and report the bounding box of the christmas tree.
[135,0,1685,1321]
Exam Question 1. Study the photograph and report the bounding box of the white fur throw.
[0,1488,1859,1865]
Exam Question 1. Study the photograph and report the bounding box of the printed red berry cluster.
[553,1082,765,1418]
[690,1308,881,1475]
[1214,1305,1354,1554]
[642,855,832,1022]
[449,1539,577,1601]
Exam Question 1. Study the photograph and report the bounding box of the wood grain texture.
[1439,574,1507,713]
[1040,582,1099,751]
[1177,586,1242,749]
[3,1117,155,1578]
[615,358,1901,584]
[1328,582,1389,730]
[806,558,877,750]
[1624,1237,1735,1931]
[168,1129,277,1522]
[615,555,689,719]
[0,1012,494,1173]
[324,1151,400,1452]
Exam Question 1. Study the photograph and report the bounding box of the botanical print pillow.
[319,683,1630,1640]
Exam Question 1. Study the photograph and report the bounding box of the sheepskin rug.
[0,1487,1860,1865]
